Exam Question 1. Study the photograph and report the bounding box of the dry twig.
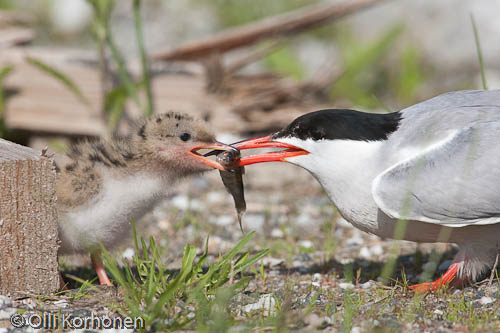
[151,0,385,61]
[488,252,499,287]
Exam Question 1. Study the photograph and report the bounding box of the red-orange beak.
[189,141,235,171]
[232,134,309,166]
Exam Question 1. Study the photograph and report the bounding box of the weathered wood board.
[0,138,59,296]
[0,47,315,137]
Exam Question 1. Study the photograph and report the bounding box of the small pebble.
[54,299,68,308]
[296,213,313,226]
[187,312,195,320]
[347,230,364,246]
[270,228,284,238]
[312,273,322,281]
[304,313,322,328]
[311,282,320,288]
[262,257,284,267]
[189,199,204,211]
[359,246,371,259]
[245,214,265,231]
[243,294,276,315]
[122,247,135,260]
[371,244,384,256]
[339,282,354,290]
[213,215,233,227]
[360,281,373,289]
[171,196,203,211]
[479,296,494,305]
[0,295,12,309]
[206,191,225,203]
[346,236,364,246]
[171,195,190,210]
[157,219,170,231]
[434,309,443,315]
[0,308,16,321]
[339,258,354,265]
[298,240,314,249]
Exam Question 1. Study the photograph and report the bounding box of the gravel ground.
[1,162,500,332]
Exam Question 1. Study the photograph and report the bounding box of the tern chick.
[55,111,229,286]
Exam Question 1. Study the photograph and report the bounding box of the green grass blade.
[103,225,269,330]
[0,66,13,79]
[234,249,270,274]
[104,85,128,131]
[152,245,197,314]
[131,218,139,257]
[220,231,256,262]
[133,0,154,116]
[107,32,145,113]
[25,57,90,106]
[265,45,304,80]
[145,254,156,306]
[331,24,404,107]
[470,14,488,90]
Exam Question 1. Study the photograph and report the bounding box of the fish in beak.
[230,134,309,167]
[189,141,236,171]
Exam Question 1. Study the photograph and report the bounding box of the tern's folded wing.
[372,124,500,227]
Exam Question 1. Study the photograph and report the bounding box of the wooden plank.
[0,47,317,136]
[2,48,106,136]
[0,139,59,296]
[0,27,34,48]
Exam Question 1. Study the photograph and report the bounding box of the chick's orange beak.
[189,141,234,171]
[232,134,309,166]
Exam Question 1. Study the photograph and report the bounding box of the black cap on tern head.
[273,109,402,142]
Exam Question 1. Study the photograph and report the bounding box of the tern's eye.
[180,132,191,142]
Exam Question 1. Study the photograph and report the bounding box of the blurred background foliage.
[194,0,320,28]
[0,0,432,111]
[192,0,426,108]
[0,0,493,141]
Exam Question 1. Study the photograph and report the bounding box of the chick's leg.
[90,252,113,286]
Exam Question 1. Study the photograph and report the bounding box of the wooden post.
[0,139,59,296]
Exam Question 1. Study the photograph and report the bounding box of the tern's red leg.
[90,252,113,286]
[409,263,460,293]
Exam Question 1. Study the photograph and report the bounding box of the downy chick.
[55,111,229,286]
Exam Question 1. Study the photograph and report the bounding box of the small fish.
[206,148,246,233]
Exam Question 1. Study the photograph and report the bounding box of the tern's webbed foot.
[409,262,461,293]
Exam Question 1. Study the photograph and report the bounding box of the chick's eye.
[180,132,191,142]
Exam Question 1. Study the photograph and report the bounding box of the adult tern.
[230,90,500,292]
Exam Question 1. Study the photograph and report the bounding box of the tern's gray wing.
[372,123,500,227]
